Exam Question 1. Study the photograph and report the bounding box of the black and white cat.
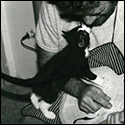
[1,25,103,119]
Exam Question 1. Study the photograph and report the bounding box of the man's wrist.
[64,78,89,98]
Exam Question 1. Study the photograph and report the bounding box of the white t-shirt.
[36,1,124,55]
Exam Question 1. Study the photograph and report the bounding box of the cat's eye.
[78,42,84,48]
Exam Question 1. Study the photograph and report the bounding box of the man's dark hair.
[48,1,118,21]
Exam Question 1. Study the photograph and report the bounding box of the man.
[36,0,116,115]
[23,1,124,124]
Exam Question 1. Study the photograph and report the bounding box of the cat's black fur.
[1,25,97,103]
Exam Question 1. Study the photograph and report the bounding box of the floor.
[1,79,47,124]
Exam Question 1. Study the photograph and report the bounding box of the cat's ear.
[62,31,77,47]
[62,31,68,37]
[62,31,71,44]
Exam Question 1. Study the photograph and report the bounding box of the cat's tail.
[1,72,31,87]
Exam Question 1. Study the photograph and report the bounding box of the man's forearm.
[37,46,88,99]
[64,78,88,99]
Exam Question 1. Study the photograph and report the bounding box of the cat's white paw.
[44,111,56,119]
[38,101,56,119]
[30,93,40,109]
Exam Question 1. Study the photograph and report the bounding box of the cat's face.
[62,25,90,57]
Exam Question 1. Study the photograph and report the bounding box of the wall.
[1,1,37,78]
[1,34,9,87]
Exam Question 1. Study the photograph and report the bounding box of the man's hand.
[119,109,124,123]
[78,85,112,114]
[107,109,124,124]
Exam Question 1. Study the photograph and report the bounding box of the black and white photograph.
[1,1,124,124]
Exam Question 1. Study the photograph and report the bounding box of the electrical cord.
[21,31,37,53]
